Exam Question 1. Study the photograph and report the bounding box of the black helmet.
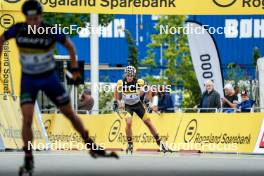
[22,0,43,16]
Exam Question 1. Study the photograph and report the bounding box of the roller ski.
[83,131,119,159]
[159,141,173,153]
[19,154,34,176]
[90,146,119,159]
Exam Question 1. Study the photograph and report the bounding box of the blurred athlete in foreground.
[113,66,170,153]
[0,0,118,174]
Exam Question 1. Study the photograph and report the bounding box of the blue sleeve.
[238,101,252,110]
[3,24,17,40]
[54,33,67,44]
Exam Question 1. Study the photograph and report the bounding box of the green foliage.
[141,49,157,68]
[226,63,247,83]
[99,88,113,114]
[124,29,139,74]
[144,15,200,107]
[43,13,114,36]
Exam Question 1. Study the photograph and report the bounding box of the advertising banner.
[0,10,23,96]
[42,113,182,151]
[2,0,264,15]
[42,113,264,154]
[187,22,224,97]
[0,95,47,149]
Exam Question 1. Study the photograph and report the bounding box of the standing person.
[113,66,169,153]
[222,84,238,112]
[198,80,221,112]
[0,0,117,174]
[78,89,94,114]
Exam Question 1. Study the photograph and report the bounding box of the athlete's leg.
[143,118,161,145]
[125,116,133,144]
[143,119,158,137]
[42,72,105,155]
[20,73,39,170]
[21,103,35,160]
[124,105,134,152]
[135,102,162,146]
[59,103,88,140]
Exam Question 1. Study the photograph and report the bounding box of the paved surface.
[0,151,264,176]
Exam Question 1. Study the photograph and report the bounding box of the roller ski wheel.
[126,144,133,154]
[19,156,34,176]
[160,142,173,153]
[19,166,33,176]
[90,148,119,159]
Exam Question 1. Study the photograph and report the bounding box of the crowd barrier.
[42,112,264,154]
[1,94,264,154]
[0,95,47,150]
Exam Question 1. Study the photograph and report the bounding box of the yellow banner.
[2,0,264,15]
[42,113,182,151]
[42,112,264,153]
[175,113,263,153]
[0,95,47,149]
[0,11,23,96]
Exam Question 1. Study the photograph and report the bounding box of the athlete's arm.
[63,38,78,68]
[113,80,123,109]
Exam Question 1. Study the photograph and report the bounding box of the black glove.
[69,67,82,85]
[113,101,118,111]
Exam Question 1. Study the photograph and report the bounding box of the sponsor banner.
[0,95,47,149]
[41,113,182,151]
[254,119,264,153]
[187,22,224,97]
[0,11,23,96]
[42,113,264,153]
[175,113,263,153]
[3,0,264,15]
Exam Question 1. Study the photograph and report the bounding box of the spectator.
[234,85,242,103]
[78,89,94,114]
[222,84,238,112]
[237,90,255,112]
[198,80,221,112]
[152,86,174,113]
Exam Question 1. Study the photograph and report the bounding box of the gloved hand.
[68,67,82,85]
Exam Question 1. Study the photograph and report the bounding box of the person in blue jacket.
[237,90,255,112]
[152,86,174,113]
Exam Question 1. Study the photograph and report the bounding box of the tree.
[144,15,200,108]
[43,13,114,36]
[124,29,139,74]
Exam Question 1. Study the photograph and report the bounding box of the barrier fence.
[42,113,264,154]
[1,95,264,154]
[41,107,264,114]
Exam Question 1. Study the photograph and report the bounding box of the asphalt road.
[0,151,264,176]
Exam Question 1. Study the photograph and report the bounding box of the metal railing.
[40,107,264,114]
